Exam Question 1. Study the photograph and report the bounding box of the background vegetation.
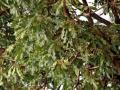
[0,0,120,90]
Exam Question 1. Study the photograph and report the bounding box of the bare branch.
[91,12,112,26]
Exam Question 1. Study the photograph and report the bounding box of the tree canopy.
[0,0,120,90]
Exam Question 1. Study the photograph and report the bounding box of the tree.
[0,0,120,89]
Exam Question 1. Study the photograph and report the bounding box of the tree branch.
[63,0,71,18]
[82,0,112,26]
[91,12,112,26]
[110,0,120,24]
[82,0,93,26]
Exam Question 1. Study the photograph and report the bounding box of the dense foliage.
[0,0,120,90]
